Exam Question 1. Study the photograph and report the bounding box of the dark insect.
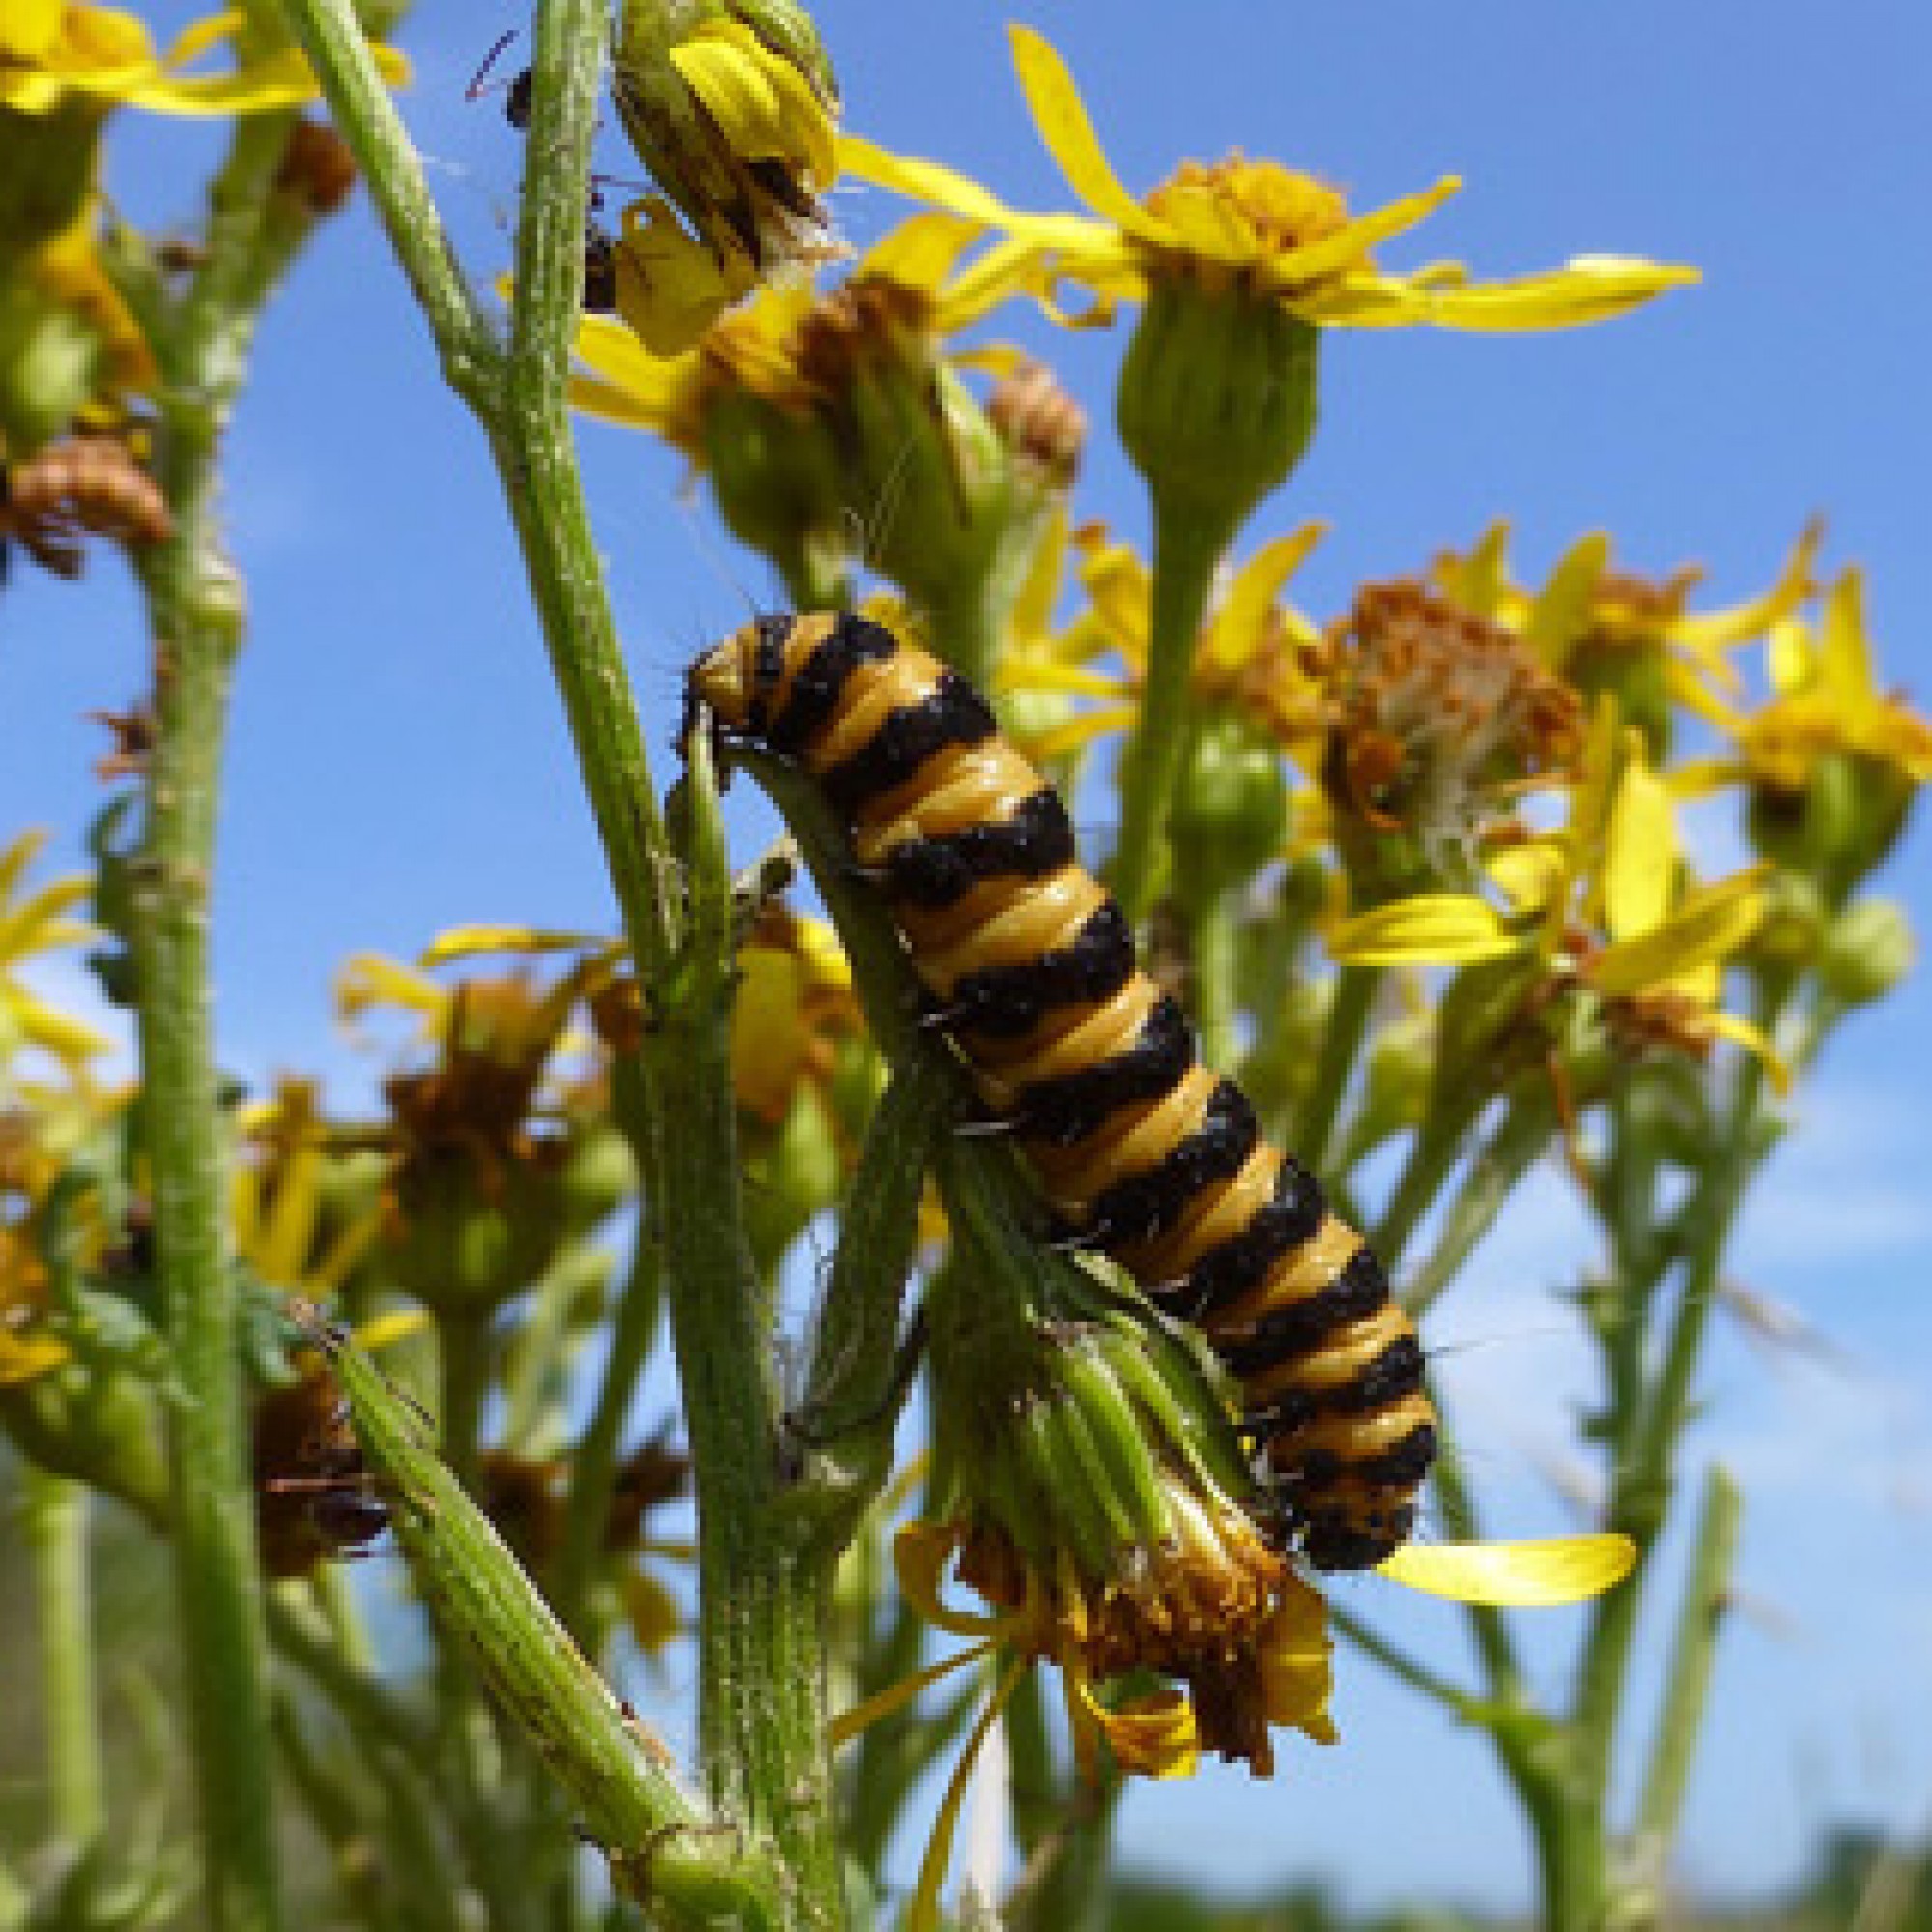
[467,31,614,313]
[685,612,1438,1570]
[252,1356,389,1577]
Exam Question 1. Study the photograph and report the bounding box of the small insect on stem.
[466,29,532,131]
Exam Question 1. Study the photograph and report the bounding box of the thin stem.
[1295,964,1379,1175]
[1633,1465,1742,1854]
[1571,1051,1770,1806]
[130,99,339,1932]
[1184,886,1239,1072]
[23,1468,103,1842]
[1108,506,1224,923]
[270,0,497,409]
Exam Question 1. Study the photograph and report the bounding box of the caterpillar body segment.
[688,611,1438,1570]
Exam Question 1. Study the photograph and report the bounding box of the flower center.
[1146,156,1351,258]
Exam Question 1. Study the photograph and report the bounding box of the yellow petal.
[0,0,65,64]
[335,952,447,1023]
[670,21,833,184]
[1201,525,1325,675]
[1673,520,1821,658]
[1815,569,1876,706]
[0,1330,71,1385]
[613,197,757,357]
[1378,1534,1635,1606]
[0,831,49,903]
[1603,753,1677,943]
[1265,177,1462,288]
[1005,26,1162,242]
[1329,258,1697,332]
[893,1521,1011,1641]
[862,212,984,294]
[1071,1676,1199,1779]
[1524,530,1611,668]
[1436,521,1513,619]
[10,986,113,1065]
[1587,871,1767,997]
[1327,893,1523,967]
[1703,1011,1793,1094]
[837,132,1027,229]
[1486,838,1566,914]
[417,925,606,967]
[827,1639,998,1751]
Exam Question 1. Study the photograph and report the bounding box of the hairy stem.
[129,98,342,1932]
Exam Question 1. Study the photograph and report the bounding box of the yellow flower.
[841,27,1695,333]
[569,212,1001,445]
[840,1516,1631,1932]
[1,4,408,118]
[1434,520,1822,741]
[1329,708,1779,1078]
[0,828,110,1079]
[1712,569,1932,800]
[229,1077,384,1300]
[995,520,1328,772]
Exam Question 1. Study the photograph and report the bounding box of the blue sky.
[6,0,1932,1915]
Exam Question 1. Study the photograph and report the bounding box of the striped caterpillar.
[686,612,1437,1568]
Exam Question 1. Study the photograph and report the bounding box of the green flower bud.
[610,0,839,283]
[381,1153,573,1315]
[1819,896,1914,1006]
[701,384,850,598]
[1168,704,1291,903]
[1747,751,1917,904]
[1117,281,1319,547]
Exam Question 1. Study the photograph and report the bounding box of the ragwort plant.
[1,4,1926,1931]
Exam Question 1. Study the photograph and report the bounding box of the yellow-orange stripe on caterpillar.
[686,611,1436,1568]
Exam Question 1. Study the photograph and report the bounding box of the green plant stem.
[130,99,339,1932]
[312,1316,783,1928]
[1109,508,1224,923]
[285,2,850,1914]
[1185,887,1239,1071]
[23,1468,102,1843]
[649,737,844,1925]
[275,0,679,986]
[1634,1465,1741,1854]
[926,570,1002,694]
[1296,963,1379,1174]
[1571,1051,1770,1811]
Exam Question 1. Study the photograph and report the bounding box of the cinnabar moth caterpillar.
[686,611,1437,1568]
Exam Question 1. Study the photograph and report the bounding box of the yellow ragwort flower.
[0,828,111,1078]
[843,1515,1631,1932]
[1,2,407,118]
[995,520,1328,773]
[840,27,1695,333]
[1329,706,1779,1077]
[1711,569,1932,801]
[1434,520,1822,733]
